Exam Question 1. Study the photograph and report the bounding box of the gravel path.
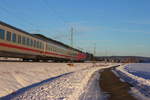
[99,68,137,100]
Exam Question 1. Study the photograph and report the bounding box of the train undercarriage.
[0,51,83,62]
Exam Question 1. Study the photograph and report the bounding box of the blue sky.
[0,0,150,57]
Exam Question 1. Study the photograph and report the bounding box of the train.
[0,21,92,62]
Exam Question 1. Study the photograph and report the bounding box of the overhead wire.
[0,0,74,45]
[0,1,40,33]
[0,6,32,30]
[40,0,88,50]
[40,0,72,41]
[41,0,68,25]
[0,0,62,36]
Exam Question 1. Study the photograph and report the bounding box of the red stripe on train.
[0,42,76,59]
[0,42,42,53]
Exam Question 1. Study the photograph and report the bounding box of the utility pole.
[105,49,108,63]
[93,43,96,62]
[92,43,96,66]
[94,43,96,56]
[70,27,73,47]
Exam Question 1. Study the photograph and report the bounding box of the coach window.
[41,43,43,49]
[40,42,42,49]
[38,42,40,48]
[28,39,30,46]
[18,35,21,44]
[12,33,16,43]
[35,41,38,48]
[6,31,11,41]
[29,39,31,46]
[39,42,41,48]
[26,38,29,46]
[22,36,25,45]
[29,39,32,46]
[31,39,33,46]
[31,39,33,47]
[55,48,57,52]
[51,47,53,51]
[0,29,5,40]
[33,40,36,47]
[42,43,44,49]
[37,41,39,48]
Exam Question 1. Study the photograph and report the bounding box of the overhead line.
[0,2,39,33]
[41,0,68,26]
[0,7,33,30]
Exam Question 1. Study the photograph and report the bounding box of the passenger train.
[0,21,88,62]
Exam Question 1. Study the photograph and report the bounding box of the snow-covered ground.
[115,63,150,100]
[0,62,116,100]
[78,70,107,100]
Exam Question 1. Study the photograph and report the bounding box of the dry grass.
[67,63,74,67]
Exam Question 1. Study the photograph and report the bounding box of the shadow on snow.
[0,72,73,100]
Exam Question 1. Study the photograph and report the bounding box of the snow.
[130,87,150,100]
[124,63,150,80]
[79,71,107,100]
[0,62,116,100]
[115,63,150,99]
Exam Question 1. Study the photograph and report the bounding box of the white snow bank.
[0,62,114,98]
[79,71,107,100]
[0,63,91,97]
[130,87,150,100]
[124,63,150,80]
[1,63,115,100]
[115,63,150,98]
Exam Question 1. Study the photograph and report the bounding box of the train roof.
[33,34,82,52]
[0,21,82,53]
[0,21,35,38]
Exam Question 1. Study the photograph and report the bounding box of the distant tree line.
[95,56,150,63]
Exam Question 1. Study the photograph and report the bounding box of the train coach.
[0,21,87,62]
